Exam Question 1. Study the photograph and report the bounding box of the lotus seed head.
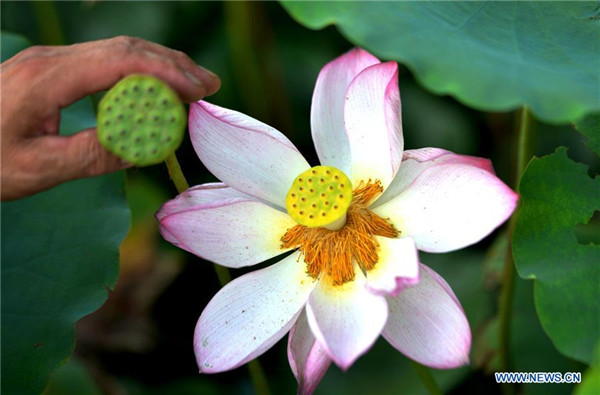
[286,165,352,228]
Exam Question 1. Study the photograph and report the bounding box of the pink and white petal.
[157,182,251,220]
[160,199,296,268]
[365,236,419,296]
[195,252,317,373]
[311,48,380,174]
[157,183,254,248]
[344,62,403,191]
[190,101,310,208]
[383,264,471,369]
[306,269,388,370]
[372,148,495,208]
[288,310,332,395]
[373,163,518,253]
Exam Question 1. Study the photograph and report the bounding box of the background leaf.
[513,148,600,364]
[574,112,600,156]
[0,32,130,394]
[280,1,600,123]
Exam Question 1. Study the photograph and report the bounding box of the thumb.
[37,128,131,185]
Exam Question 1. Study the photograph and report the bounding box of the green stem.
[498,108,536,391]
[412,362,442,395]
[164,153,190,194]
[163,152,266,394]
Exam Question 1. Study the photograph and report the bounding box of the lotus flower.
[157,48,518,394]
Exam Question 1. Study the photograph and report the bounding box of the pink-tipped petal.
[372,148,495,208]
[160,199,296,268]
[311,48,380,174]
[344,62,403,190]
[288,310,332,395]
[383,264,471,369]
[190,101,310,208]
[194,252,317,373]
[306,270,388,370]
[156,183,250,247]
[374,163,518,253]
[365,236,420,296]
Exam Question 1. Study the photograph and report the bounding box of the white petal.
[383,264,471,368]
[160,198,296,267]
[311,48,380,174]
[288,310,331,395]
[373,163,518,252]
[194,252,317,373]
[306,270,388,370]
[344,62,403,190]
[190,101,310,208]
[372,148,495,208]
[365,236,419,296]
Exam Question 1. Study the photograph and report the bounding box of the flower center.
[285,166,353,230]
[282,170,399,286]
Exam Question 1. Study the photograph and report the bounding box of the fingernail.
[198,65,219,80]
[184,70,203,86]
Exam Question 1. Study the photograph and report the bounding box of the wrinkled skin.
[0,36,220,201]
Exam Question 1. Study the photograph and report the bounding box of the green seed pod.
[97,75,186,166]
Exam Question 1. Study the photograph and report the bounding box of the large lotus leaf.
[513,147,600,364]
[280,1,600,123]
[1,32,130,394]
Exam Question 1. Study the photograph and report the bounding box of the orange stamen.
[281,180,399,285]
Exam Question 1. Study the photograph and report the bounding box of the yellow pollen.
[281,180,399,286]
[286,166,353,228]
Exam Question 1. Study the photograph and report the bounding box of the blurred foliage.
[281,1,600,123]
[1,1,598,394]
[513,148,600,364]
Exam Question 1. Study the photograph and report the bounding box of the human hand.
[0,36,220,201]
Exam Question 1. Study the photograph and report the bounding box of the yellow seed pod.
[286,166,353,228]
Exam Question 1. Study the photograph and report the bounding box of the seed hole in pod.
[292,204,297,208]
[309,189,314,193]
[308,178,313,183]
[309,215,314,219]
[165,136,172,142]
[114,97,120,103]
[321,212,327,217]
[340,184,345,189]
[152,149,158,154]
[298,178,303,183]
[134,137,141,143]
[129,103,135,109]
[132,85,139,92]
[121,89,128,95]
[299,187,304,192]
[311,170,317,175]
[136,118,143,124]
[106,106,112,112]
[324,201,330,206]
[148,86,155,93]
[144,101,151,107]
[339,194,344,199]
[328,186,334,191]
[106,135,112,141]
[104,120,110,126]
[161,99,169,105]
[299,211,304,215]
[311,203,317,208]
[120,129,127,136]
[169,116,176,123]
[333,205,339,210]
[326,170,331,175]
[153,116,160,122]
[320,178,325,183]
[320,193,326,198]
[150,132,157,138]
[117,114,124,120]
[334,175,339,180]
[291,193,296,198]
[120,145,126,151]
[301,197,306,202]
[134,152,140,157]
